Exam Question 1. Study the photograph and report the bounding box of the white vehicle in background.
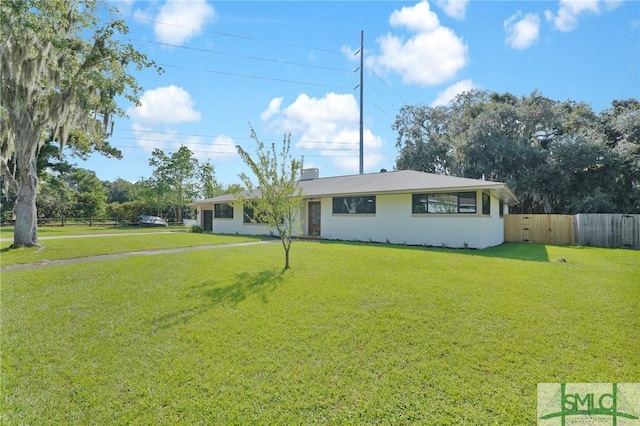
[137,215,168,227]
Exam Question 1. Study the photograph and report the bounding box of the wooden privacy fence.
[505,214,640,249]
[504,214,575,245]
[574,214,640,249]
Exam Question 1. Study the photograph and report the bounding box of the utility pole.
[358,30,364,175]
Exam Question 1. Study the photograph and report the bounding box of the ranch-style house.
[190,169,518,249]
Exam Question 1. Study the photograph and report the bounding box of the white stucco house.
[190,169,518,249]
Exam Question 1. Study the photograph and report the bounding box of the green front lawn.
[0,225,186,238]
[1,238,638,424]
[0,232,263,267]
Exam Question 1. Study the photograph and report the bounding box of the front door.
[308,202,321,236]
[203,210,213,232]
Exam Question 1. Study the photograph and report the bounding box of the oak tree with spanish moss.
[0,0,159,247]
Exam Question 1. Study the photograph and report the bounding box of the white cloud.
[190,135,237,161]
[262,93,386,173]
[504,12,540,50]
[545,0,601,32]
[127,85,201,126]
[390,1,441,32]
[154,0,216,45]
[126,86,237,161]
[341,44,360,61]
[132,6,153,22]
[260,97,283,121]
[430,79,475,107]
[435,0,469,20]
[367,1,468,86]
[604,0,623,10]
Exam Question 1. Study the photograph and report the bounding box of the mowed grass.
[0,225,186,238]
[0,231,263,267]
[1,235,639,424]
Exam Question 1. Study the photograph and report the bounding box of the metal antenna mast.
[358,30,364,174]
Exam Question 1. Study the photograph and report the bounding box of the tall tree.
[599,99,640,212]
[36,172,75,219]
[66,168,107,223]
[236,128,304,270]
[149,146,218,222]
[393,90,637,214]
[0,0,158,247]
[104,178,139,204]
[197,162,222,199]
[394,104,457,175]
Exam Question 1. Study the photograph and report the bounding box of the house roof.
[191,170,519,206]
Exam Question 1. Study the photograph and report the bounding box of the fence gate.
[504,214,575,245]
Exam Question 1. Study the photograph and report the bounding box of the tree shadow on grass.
[202,269,284,305]
[150,269,284,332]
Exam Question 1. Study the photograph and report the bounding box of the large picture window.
[332,196,376,214]
[412,192,477,214]
[243,204,268,224]
[214,203,233,218]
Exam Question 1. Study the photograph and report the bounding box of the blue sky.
[83,0,640,186]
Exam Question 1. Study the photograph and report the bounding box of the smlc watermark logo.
[538,383,640,425]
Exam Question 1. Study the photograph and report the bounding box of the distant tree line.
[2,89,637,225]
[393,90,639,214]
[0,144,232,225]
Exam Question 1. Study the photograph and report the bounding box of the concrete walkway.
[1,239,275,272]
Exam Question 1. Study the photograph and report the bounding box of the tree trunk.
[284,247,290,270]
[12,147,40,247]
[282,236,291,269]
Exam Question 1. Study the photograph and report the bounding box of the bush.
[190,224,204,233]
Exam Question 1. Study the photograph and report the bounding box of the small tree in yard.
[236,127,304,270]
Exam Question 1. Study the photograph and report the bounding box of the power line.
[126,16,345,55]
[116,129,359,146]
[108,144,358,158]
[159,63,347,90]
[112,134,357,151]
[368,100,393,118]
[366,65,409,108]
[367,66,394,93]
[129,17,255,40]
[121,16,395,125]
[365,81,395,113]
[131,38,351,73]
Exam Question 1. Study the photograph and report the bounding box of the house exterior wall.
[317,192,504,249]
[200,190,506,249]
[199,204,298,237]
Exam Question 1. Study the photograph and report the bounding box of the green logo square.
[538,383,640,425]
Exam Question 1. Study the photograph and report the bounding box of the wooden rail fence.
[504,214,640,249]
